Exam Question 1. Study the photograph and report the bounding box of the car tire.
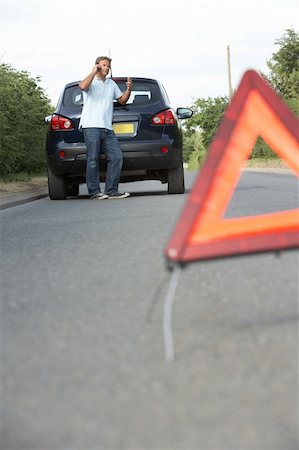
[48,168,67,200]
[168,163,185,194]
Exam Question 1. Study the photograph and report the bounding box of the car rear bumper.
[46,138,183,176]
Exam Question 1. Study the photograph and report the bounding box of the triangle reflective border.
[165,70,299,264]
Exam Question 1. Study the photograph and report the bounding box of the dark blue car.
[45,77,193,199]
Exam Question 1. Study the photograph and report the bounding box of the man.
[79,56,132,199]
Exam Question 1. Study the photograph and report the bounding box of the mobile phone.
[97,66,101,72]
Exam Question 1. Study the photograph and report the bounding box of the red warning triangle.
[165,70,299,264]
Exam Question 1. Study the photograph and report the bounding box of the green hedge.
[0,63,53,176]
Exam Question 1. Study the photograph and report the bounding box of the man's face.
[98,59,110,75]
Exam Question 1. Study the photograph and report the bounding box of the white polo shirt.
[79,77,123,130]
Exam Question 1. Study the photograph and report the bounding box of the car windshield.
[62,80,160,109]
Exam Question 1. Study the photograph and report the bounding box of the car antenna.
[109,48,113,77]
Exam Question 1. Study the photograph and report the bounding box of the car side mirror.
[176,108,193,120]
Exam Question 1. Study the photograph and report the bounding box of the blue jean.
[83,128,123,196]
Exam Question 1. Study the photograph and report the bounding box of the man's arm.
[117,77,133,105]
[79,65,98,91]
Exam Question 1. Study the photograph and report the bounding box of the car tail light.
[51,115,74,131]
[151,109,176,126]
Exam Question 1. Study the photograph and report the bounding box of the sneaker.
[108,192,130,199]
[90,193,108,200]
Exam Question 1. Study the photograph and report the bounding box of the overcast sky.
[0,0,298,108]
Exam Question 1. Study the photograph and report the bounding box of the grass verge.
[0,172,47,194]
[185,155,289,171]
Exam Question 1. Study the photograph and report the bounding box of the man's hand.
[118,77,133,105]
[79,65,99,91]
[126,77,133,91]
[92,64,100,75]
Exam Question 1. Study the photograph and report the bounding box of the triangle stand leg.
[163,265,182,363]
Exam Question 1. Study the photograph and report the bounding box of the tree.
[0,63,53,176]
[252,29,299,159]
[265,28,299,101]
[183,29,298,164]
[184,96,229,151]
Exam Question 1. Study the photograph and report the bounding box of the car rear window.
[62,80,161,109]
[63,87,83,108]
[114,81,160,106]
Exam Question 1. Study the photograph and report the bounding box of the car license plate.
[113,123,134,134]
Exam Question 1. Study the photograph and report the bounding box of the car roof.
[64,77,160,89]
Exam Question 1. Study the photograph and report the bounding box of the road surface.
[1,170,298,450]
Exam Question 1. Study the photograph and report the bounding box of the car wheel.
[168,163,185,194]
[48,167,67,200]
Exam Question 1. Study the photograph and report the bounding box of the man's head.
[95,56,111,66]
[95,56,111,77]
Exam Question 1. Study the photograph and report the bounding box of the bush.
[0,63,53,176]
[183,130,204,163]
[251,137,276,159]
[185,96,229,150]
[187,148,207,171]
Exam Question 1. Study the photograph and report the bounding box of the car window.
[62,80,160,109]
[114,81,159,106]
[63,86,83,108]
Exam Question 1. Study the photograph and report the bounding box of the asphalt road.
[1,170,298,450]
